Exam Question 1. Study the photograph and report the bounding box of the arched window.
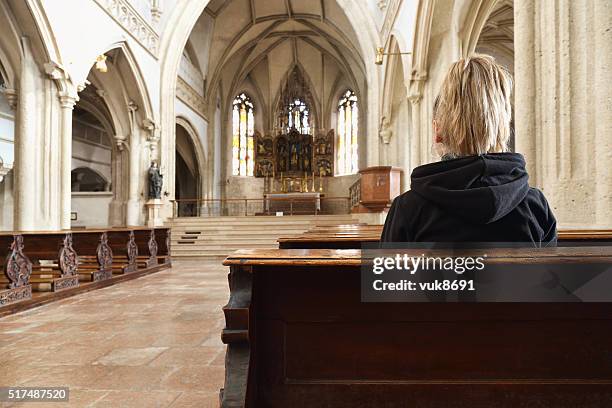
[336,90,358,175]
[71,167,109,192]
[232,93,255,176]
[285,98,310,134]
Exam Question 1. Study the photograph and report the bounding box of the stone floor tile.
[94,347,168,367]
[2,261,229,405]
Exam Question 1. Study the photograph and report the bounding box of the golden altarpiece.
[253,68,333,213]
[249,69,331,214]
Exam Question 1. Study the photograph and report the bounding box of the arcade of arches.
[0,0,609,230]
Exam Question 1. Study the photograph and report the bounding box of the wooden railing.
[171,197,352,217]
[349,177,361,209]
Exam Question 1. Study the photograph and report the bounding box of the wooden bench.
[0,235,33,306]
[220,247,612,407]
[278,225,612,249]
[0,227,173,312]
[154,227,171,265]
[139,228,158,269]
[7,232,80,292]
[106,229,140,274]
[69,230,114,282]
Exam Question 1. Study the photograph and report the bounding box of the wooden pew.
[124,227,171,271]
[0,235,33,306]
[221,247,612,407]
[70,230,114,282]
[0,227,173,313]
[106,229,139,274]
[154,227,172,265]
[7,232,80,292]
[133,228,162,269]
[278,225,612,249]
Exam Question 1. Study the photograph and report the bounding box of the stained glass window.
[232,93,255,176]
[284,99,310,135]
[336,90,358,175]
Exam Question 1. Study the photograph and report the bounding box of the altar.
[264,192,322,215]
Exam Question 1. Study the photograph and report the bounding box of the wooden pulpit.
[357,166,402,212]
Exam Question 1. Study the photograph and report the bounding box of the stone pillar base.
[146,199,164,227]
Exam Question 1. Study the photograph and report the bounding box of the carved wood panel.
[147,229,158,267]
[58,234,78,277]
[96,232,113,270]
[127,231,138,266]
[4,235,32,289]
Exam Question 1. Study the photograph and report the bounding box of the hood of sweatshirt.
[410,153,530,224]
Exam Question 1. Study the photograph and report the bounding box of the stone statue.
[379,116,393,144]
[290,142,299,170]
[148,161,163,199]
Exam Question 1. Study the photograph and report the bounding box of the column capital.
[407,93,422,105]
[128,100,139,112]
[407,77,426,105]
[58,93,77,109]
[142,117,158,133]
[151,0,162,23]
[1,88,18,110]
[45,61,80,105]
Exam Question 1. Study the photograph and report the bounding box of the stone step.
[167,214,364,259]
[169,215,354,222]
[171,219,352,228]
[172,239,279,245]
[172,244,276,252]
[170,225,319,231]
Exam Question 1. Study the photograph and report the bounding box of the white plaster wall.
[71,192,113,227]
[72,140,112,184]
[39,0,161,119]
[323,174,360,214]
[0,91,14,230]
[175,98,208,158]
[0,95,14,167]
[224,176,265,215]
[0,171,13,230]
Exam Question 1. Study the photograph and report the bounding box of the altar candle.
[319,172,323,192]
[311,172,315,191]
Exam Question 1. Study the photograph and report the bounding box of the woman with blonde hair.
[381,54,556,245]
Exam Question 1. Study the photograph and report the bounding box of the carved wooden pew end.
[0,235,33,306]
[77,256,113,282]
[0,284,32,306]
[53,234,80,292]
[111,256,139,274]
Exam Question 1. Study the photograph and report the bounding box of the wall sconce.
[95,54,108,73]
[375,47,412,65]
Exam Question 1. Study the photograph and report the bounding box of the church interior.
[0,0,611,407]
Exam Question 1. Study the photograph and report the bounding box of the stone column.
[13,37,37,231]
[593,0,612,227]
[59,93,77,230]
[126,102,141,226]
[514,0,537,182]
[514,0,612,227]
[407,95,421,174]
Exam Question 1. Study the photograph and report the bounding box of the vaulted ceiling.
[476,0,514,71]
[185,0,367,130]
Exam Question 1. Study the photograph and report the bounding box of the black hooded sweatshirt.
[381,153,557,246]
